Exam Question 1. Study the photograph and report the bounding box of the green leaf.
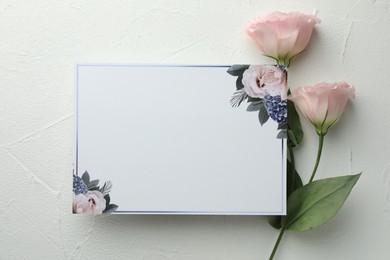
[103,204,118,214]
[100,181,113,196]
[88,179,99,189]
[268,216,282,230]
[230,90,248,107]
[103,194,117,214]
[287,100,303,147]
[282,173,361,231]
[226,64,250,76]
[81,171,90,185]
[278,123,287,130]
[247,96,261,103]
[258,105,269,125]
[268,161,303,230]
[236,74,244,90]
[104,194,111,205]
[287,129,298,147]
[277,129,287,139]
[287,160,303,198]
[246,101,263,112]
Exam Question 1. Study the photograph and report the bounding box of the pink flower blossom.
[242,65,287,100]
[73,191,106,214]
[246,12,320,65]
[289,82,355,135]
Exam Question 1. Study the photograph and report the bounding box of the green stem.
[276,58,286,67]
[288,145,296,194]
[309,134,325,183]
[269,228,286,260]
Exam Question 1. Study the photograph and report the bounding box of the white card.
[74,64,286,215]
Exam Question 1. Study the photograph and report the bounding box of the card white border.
[74,64,287,215]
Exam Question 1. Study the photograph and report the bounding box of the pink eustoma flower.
[246,12,320,65]
[242,65,287,100]
[289,82,355,135]
[73,191,106,214]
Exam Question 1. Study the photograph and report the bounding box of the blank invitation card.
[75,65,286,215]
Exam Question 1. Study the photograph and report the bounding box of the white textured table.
[1,0,389,259]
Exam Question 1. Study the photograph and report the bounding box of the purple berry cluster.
[73,175,88,195]
[264,93,287,125]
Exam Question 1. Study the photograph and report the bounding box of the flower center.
[88,198,96,207]
[256,78,265,89]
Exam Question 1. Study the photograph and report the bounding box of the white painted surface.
[0,0,389,259]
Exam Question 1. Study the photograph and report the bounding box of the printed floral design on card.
[73,172,118,214]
